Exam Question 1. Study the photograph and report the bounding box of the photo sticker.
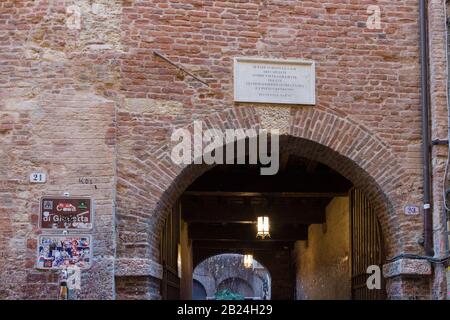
[36,235,92,270]
[43,200,53,210]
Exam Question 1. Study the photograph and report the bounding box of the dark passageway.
[160,154,385,300]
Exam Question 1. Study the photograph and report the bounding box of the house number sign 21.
[30,172,46,183]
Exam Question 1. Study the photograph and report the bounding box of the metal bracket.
[153,51,209,87]
[431,139,449,146]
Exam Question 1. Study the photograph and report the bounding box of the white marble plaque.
[234,57,315,105]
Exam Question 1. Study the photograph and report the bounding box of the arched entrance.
[193,254,271,300]
[114,107,414,300]
[160,152,386,300]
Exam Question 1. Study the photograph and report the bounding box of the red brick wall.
[0,0,118,299]
[0,0,448,299]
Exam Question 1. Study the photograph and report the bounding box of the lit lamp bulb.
[243,254,254,269]
[257,216,270,239]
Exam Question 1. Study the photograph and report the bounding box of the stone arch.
[115,106,413,290]
[192,253,271,300]
[193,253,273,281]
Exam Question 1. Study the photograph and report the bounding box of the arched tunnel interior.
[160,153,385,300]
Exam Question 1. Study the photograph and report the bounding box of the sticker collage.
[37,197,93,270]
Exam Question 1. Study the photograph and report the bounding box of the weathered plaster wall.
[0,0,120,299]
[295,197,351,300]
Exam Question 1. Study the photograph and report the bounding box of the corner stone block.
[383,258,432,278]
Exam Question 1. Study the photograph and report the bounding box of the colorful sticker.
[37,235,92,270]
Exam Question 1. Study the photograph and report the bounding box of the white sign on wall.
[234,57,316,105]
[404,205,420,216]
[30,172,46,183]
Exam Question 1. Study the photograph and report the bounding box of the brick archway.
[114,105,412,299]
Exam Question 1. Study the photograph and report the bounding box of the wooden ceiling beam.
[192,240,294,251]
[186,171,352,193]
[188,223,308,241]
[183,191,346,198]
[182,199,326,224]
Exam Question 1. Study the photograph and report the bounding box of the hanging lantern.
[257,216,270,239]
[243,254,254,269]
